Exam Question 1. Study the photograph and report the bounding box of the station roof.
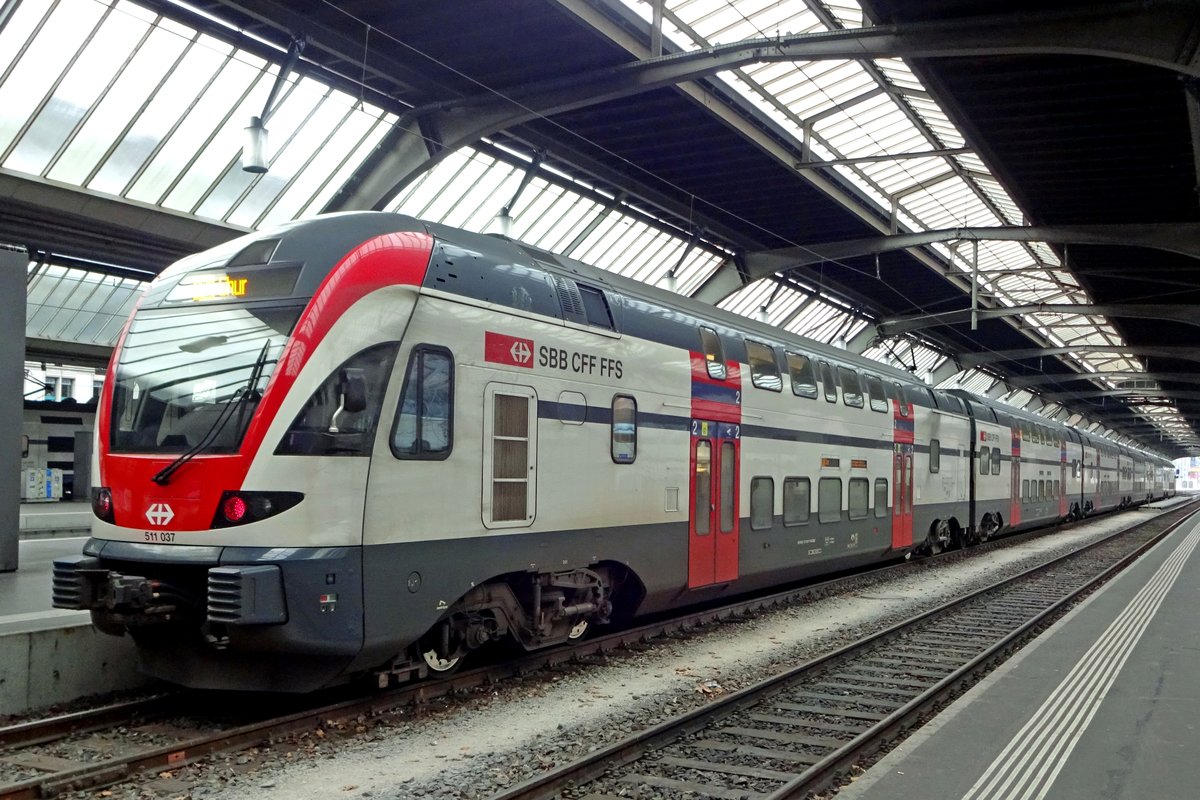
[1,0,1196,457]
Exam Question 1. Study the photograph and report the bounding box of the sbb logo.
[485,331,535,368]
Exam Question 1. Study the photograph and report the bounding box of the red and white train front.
[53,213,434,691]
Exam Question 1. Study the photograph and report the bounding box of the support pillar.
[0,247,26,572]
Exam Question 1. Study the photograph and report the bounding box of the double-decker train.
[52,212,1176,691]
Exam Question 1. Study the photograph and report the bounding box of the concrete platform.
[840,503,1200,800]
[0,536,143,716]
[17,499,91,539]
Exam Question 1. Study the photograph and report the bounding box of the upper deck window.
[786,351,818,399]
[746,340,782,391]
[699,327,726,380]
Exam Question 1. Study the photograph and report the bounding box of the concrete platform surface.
[17,499,91,538]
[0,536,90,617]
[840,506,1200,800]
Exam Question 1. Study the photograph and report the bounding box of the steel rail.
[0,500,1189,799]
[489,498,1199,800]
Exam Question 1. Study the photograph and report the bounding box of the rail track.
[492,500,1198,800]
[1,501,1192,799]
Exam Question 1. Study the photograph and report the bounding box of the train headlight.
[212,491,303,528]
[92,487,114,523]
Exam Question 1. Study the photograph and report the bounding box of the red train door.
[891,386,914,549]
[688,420,739,588]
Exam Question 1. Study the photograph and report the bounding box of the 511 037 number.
[144,531,175,543]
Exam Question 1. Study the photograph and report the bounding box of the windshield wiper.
[151,340,273,486]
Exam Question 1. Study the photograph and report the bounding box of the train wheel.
[978,513,999,543]
[923,520,951,555]
[421,647,460,674]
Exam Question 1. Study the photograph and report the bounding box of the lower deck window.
[874,478,888,518]
[848,477,869,519]
[750,477,774,530]
[783,477,810,525]
[818,477,841,523]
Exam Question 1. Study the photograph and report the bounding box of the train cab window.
[866,375,888,413]
[979,446,991,475]
[848,478,869,520]
[699,327,726,380]
[818,477,842,523]
[786,352,818,399]
[991,448,1001,475]
[746,340,782,391]
[783,477,810,525]
[929,438,941,474]
[277,342,400,457]
[839,367,864,409]
[874,478,888,518]
[391,346,454,459]
[750,477,774,530]
[820,361,838,403]
[611,396,637,463]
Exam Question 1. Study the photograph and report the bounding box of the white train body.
[52,213,1175,691]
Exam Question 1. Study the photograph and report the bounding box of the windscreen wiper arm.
[151,340,272,486]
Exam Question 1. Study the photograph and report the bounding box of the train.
[52,212,1176,692]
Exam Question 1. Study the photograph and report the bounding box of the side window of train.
[979,446,991,475]
[1022,479,1029,503]
[611,395,637,464]
[750,477,774,530]
[746,340,782,391]
[786,351,818,399]
[818,477,842,523]
[866,375,888,413]
[577,284,614,330]
[991,448,1001,475]
[839,367,864,409]
[929,438,941,473]
[820,361,838,403]
[848,477,870,520]
[276,342,400,457]
[874,478,888,518]
[699,327,726,380]
[783,477,810,525]
[390,345,454,460]
[893,382,909,415]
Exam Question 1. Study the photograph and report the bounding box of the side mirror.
[328,368,367,433]
[339,368,367,413]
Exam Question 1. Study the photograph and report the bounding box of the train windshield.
[109,304,301,454]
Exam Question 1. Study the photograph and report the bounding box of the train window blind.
[874,478,888,518]
[848,478,869,520]
[783,477,810,525]
[484,384,537,527]
[746,340,782,391]
[929,438,941,473]
[818,477,841,524]
[750,477,774,530]
[979,446,991,475]
[785,352,818,399]
[698,327,726,380]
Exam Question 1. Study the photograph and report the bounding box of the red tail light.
[212,491,303,528]
[92,487,114,522]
